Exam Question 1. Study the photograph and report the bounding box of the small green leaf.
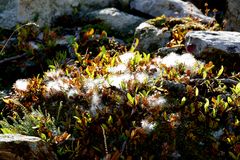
[40,133,47,140]
[73,116,81,124]
[85,67,94,78]
[127,93,134,105]
[190,103,195,113]
[227,97,233,103]
[195,87,199,97]
[224,102,228,110]
[180,97,186,106]
[216,65,224,78]
[101,45,106,54]
[107,115,113,125]
[212,108,216,118]
[163,112,167,121]
[235,118,239,126]
[92,146,102,152]
[203,71,207,79]
[49,65,56,70]
[73,42,79,53]
[130,38,139,52]
[75,52,82,62]
[217,95,221,103]
[110,56,116,66]
[229,151,238,160]
[65,69,69,76]
[235,82,240,94]
[98,46,107,59]
[204,98,209,113]
[135,86,139,94]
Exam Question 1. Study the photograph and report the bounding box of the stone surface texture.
[0,0,115,29]
[0,0,216,30]
[0,0,18,29]
[84,8,145,35]
[224,0,240,31]
[130,0,214,22]
[134,22,171,52]
[77,0,115,12]
[0,134,58,160]
[185,31,240,58]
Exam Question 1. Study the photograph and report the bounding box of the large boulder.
[130,0,214,23]
[185,31,240,68]
[0,134,58,160]
[84,8,145,36]
[185,31,240,57]
[0,0,82,29]
[0,0,116,29]
[224,0,240,31]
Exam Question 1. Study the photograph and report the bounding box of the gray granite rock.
[0,0,80,29]
[0,0,18,29]
[78,0,115,12]
[185,31,240,71]
[134,22,171,53]
[130,0,214,23]
[118,0,131,8]
[84,8,145,35]
[0,0,115,29]
[185,31,240,58]
[0,134,58,160]
[224,0,240,31]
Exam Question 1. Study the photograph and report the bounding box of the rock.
[185,31,240,68]
[84,8,145,36]
[78,0,131,12]
[130,0,214,23]
[185,31,240,57]
[134,15,219,53]
[118,0,131,9]
[0,0,116,29]
[0,134,58,160]
[224,0,240,31]
[134,22,171,53]
[0,0,80,29]
[0,0,18,29]
[78,0,115,13]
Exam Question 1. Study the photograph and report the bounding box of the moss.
[145,15,221,47]
[146,15,167,28]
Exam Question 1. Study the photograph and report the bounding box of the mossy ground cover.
[146,15,221,48]
[0,16,239,160]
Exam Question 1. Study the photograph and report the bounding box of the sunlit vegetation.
[0,15,239,159]
[146,15,220,47]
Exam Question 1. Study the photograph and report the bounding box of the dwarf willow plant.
[0,20,239,160]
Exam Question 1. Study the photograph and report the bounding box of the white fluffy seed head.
[119,52,135,64]
[147,94,167,108]
[141,119,157,134]
[160,52,203,72]
[14,79,29,92]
